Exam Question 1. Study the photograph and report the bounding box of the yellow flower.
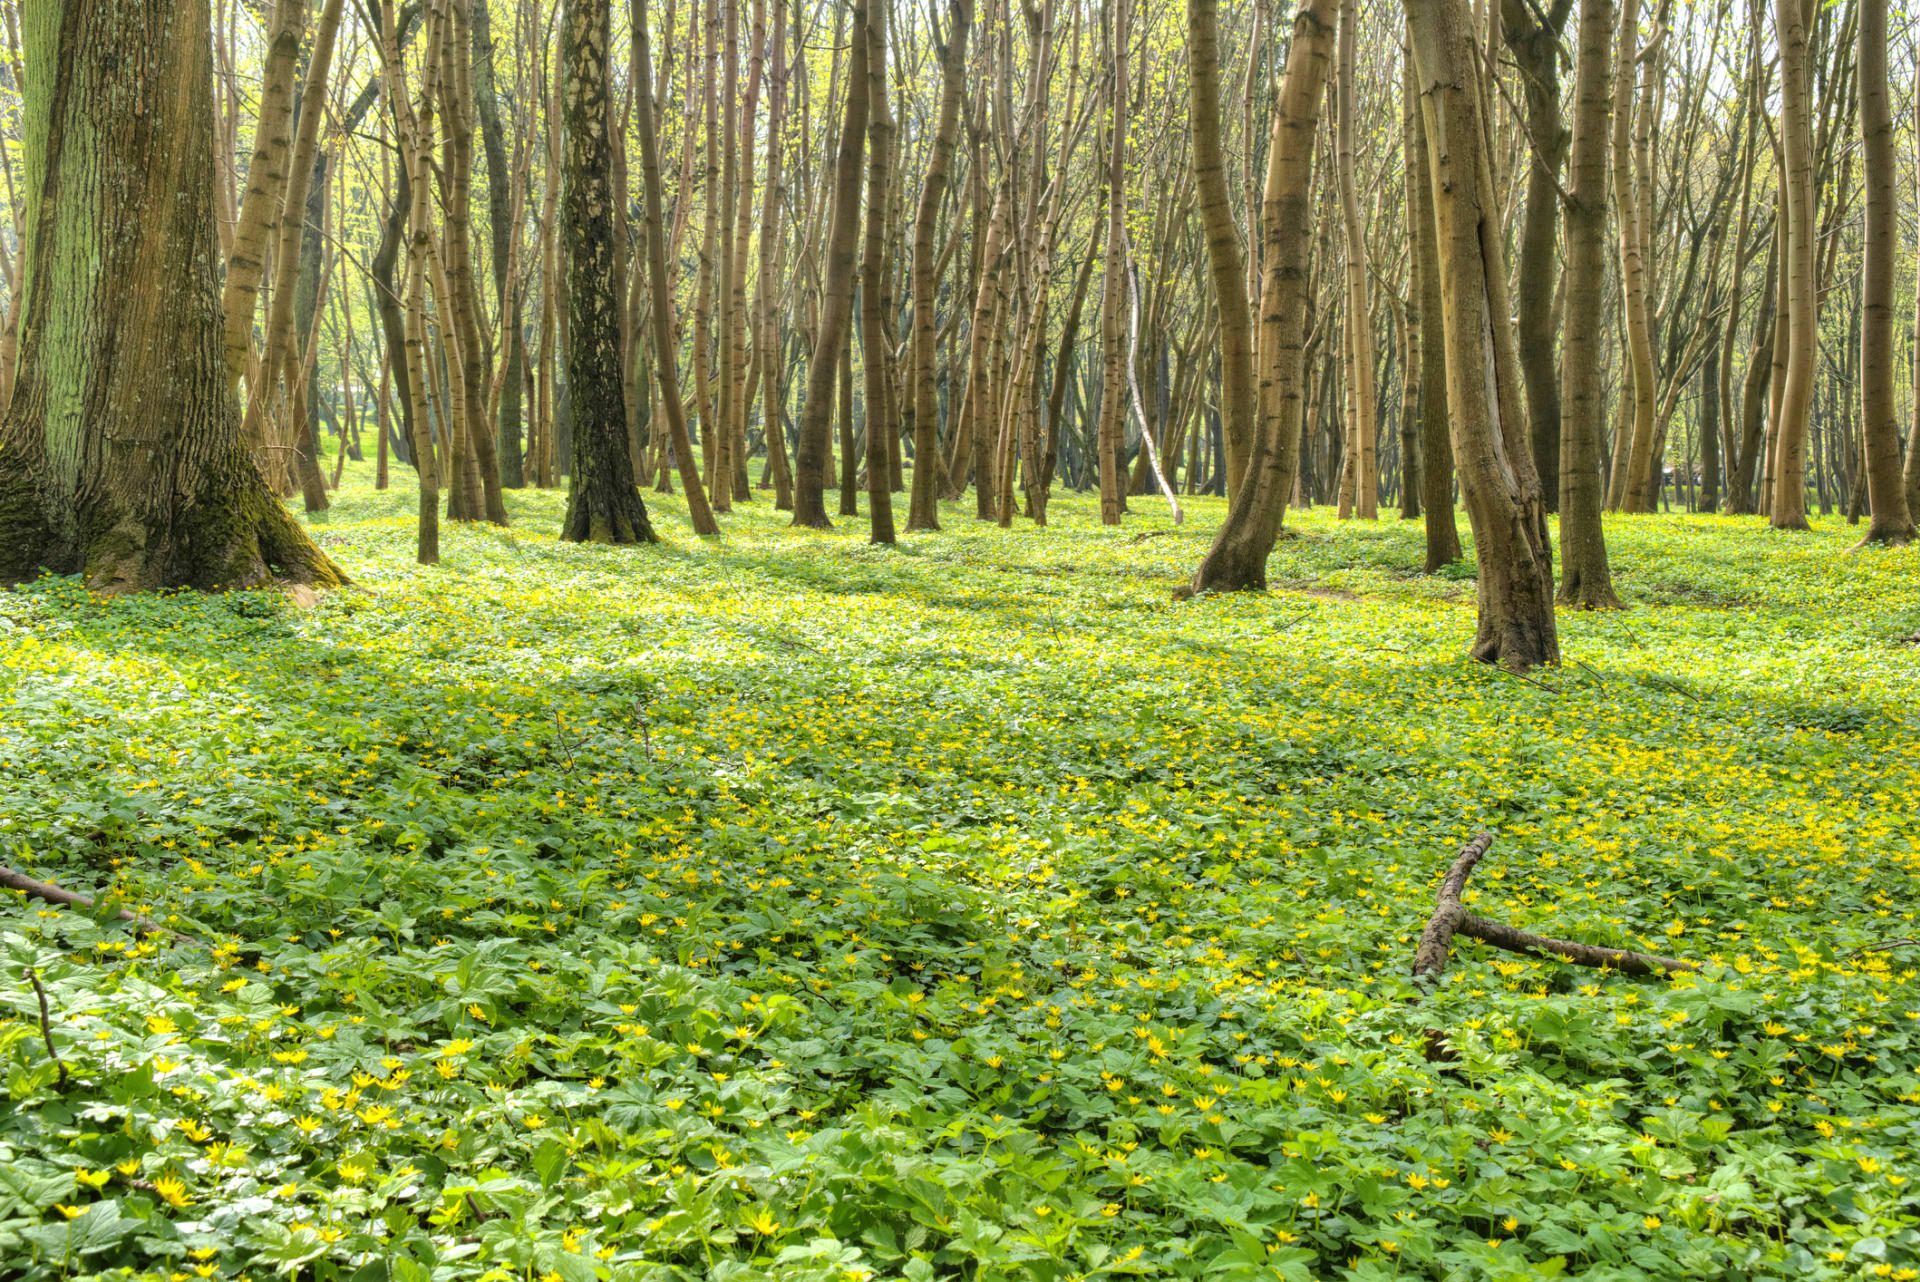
[153,1176,193,1209]
[1643,1215,1661,1230]
[523,1114,547,1129]
[55,1204,83,1219]
[743,1206,781,1235]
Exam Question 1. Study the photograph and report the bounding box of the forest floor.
[3,471,1919,1281]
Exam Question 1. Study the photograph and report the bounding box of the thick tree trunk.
[1556,0,1619,606]
[1405,0,1560,669]
[0,0,343,593]
[1095,0,1130,526]
[559,0,656,543]
[789,1,868,528]
[1854,0,1914,545]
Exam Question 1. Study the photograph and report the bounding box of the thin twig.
[21,967,69,1089]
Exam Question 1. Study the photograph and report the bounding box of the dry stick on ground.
[22,967,69,1088]
[0,865,196,944]
[1412,833,1698,986]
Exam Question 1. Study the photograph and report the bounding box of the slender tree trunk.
[559,0,657,542]
[1502,0,1570,513]
[860,0,896,543]
[906,0,970,531]
[1185,0,1340,593]
[1607,0,1657,513]
[1188,0,1256,502]
[1556,0,1619,605]
[633,0,719,534]
[220,0,307,395]
[1409,49,1460,570]
[789,0,868,527]
[0,0,344,593]
[1853,0,1913,545]
[1771,0,1817,529]
[1335,0,1377,519]
[1096,0,1130,525]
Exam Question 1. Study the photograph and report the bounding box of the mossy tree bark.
[0,0,343,594]
[1404,0,1561,670]
[558,0,657,544]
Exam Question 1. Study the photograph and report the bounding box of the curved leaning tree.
[0,0,343,594]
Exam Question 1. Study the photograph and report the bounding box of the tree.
[860,0,897,544]
[905,0,970,533]
[0,0,344,593]
[1770,0,1817,529]
[558,0,657,543]
[1500,0,1572,513]
[1187,0,1254,503]
[1404,0,1560,669]
[633,0,720,536]
[1333,0,1376,520]
[1557,0,1620,607]
[1184,0,1340,594]
[1605,0,1657,514]
[1852,0,1914,546]
[789,0,867,529]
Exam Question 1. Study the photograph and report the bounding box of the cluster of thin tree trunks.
[0,0,1914,671]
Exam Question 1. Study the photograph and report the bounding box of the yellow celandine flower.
[152,1176,193,1209]
[1643,1215,1661,1230]
[55,1204,83,1219]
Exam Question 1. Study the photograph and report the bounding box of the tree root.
[1412,833,1696,988]
[0,864,196,944]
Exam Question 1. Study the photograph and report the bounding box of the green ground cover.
[3,474,1919,1281]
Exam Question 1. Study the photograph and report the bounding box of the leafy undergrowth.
[3,473,1919,1282]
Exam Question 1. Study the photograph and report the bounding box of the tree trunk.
[633,0,719,534]
[1502,0,1570,514]
[559,0,657,543]
[1188,0,1255,502]
[1771,0,1817,529]
[860,0,896,544]
[1095,0,1130,526]
[1405,0,1560,669]
[1607,0,1657,513]
[1556,0,1619,606]
[790,0,868,527]
[1185,0,1339,593]
[1334,0,1377,519]
[1408,48,1460,571]
[906,0,970,532]
[1853,0,1914,545]
[0,0,344,593]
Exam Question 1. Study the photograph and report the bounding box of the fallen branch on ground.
[1412,833,1697,987]
[0,864,196,944]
